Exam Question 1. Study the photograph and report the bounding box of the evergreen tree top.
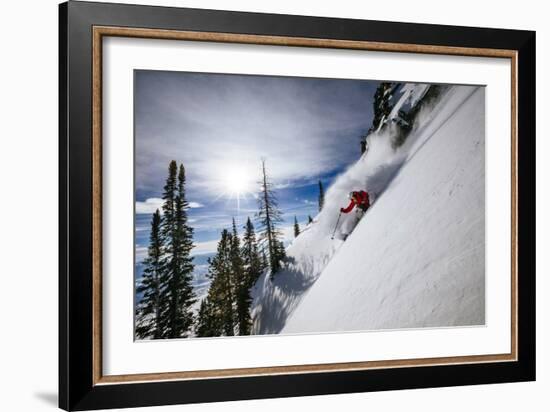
[232,217,238,237]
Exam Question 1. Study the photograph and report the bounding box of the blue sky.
[134,70,378,268]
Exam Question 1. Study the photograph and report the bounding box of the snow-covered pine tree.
[242,217,263,288]
[293,216,300,238]
[231,219,252,335]
[135,209,164,339]
[256,159,286,278]
[318,180,325,211]
[159,161,196,338]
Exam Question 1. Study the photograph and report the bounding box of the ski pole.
[331,211,342,240]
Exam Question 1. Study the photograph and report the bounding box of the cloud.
[135,245,148,261]
[192,239,219,256]
[135,198,163,214]
[137,238,219,262]
[134,71,377,201]
[136,198,204,214]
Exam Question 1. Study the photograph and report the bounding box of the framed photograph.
[59,1,535,410]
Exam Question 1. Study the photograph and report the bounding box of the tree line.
[136,159,292,339]
[195,217,264,336]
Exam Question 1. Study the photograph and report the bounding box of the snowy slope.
[251,85,485,335]
[250,225,342,334]
[283,86,485,333]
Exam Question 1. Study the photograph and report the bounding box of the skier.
[340,190,370,215]
[331,190,372,241]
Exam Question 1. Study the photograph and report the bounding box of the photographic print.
[60,5,533,408]
[134,70,485,340]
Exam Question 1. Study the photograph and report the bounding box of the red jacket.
[341,191,370,213]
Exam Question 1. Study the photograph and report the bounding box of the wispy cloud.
[135,71,376,201]
[136,245,148,261]
[136,197,163,214]
[136,198,204,214]
[192,239,219,256]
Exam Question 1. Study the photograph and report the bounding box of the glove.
[340,208,344,212]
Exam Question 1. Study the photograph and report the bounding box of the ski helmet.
[349,191,355,199]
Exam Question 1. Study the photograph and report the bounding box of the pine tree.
[231,219,252,335]
[136,209,164,339]
[174,164,196,334]
[256,159,286,278]
[293,216,300,238]
[197,221,257,338]
[204,229,235,336]
[159,161,196,338]
[196,298,209,336]
[318,180,325,211]
[308,215,313,224]
[196,297,221,337]
[275,240,286,265]
[242,217,263,288]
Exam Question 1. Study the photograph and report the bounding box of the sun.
[223,166,253,197]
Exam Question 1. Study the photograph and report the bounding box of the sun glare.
[224,167,252,197]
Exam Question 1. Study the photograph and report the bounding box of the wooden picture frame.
[59,1,535,410]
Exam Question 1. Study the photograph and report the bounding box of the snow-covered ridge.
[251,84,485,335]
